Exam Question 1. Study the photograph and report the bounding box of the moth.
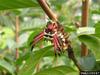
[30,21,72,56]
[30,21,81,71]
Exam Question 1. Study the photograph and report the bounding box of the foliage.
[0,0,100,75]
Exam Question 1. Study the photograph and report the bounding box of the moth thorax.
[44,31,53,40]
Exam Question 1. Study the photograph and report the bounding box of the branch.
[15,16,19,73]
[81,0,89,27]
[15,16,19,59]
[67,45,82,71]
[37,0,58,21]
[81,0,89,56]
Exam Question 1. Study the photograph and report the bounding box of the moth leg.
[53,34,62,56]
[30,31,44,51]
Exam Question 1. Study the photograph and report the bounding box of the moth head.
[46,22,57,32]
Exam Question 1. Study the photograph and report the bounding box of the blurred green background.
[0,0,100,75]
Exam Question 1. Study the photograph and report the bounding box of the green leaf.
[78,35,100,59]
[16,52,30,66]
[27,29,42,46]
[18,45,54,75]
[0,0,38,10]
[64,26,76,32]
[0,59,15,75]
[78,35,100,51]
[34,66,78,75]
[79,52,96,70]
[93,60,100,71]
[94,22,100,38]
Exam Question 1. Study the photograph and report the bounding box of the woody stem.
[37,0,57,21]
[81,0,89,56]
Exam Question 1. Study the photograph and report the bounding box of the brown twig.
[81,0,89,56]
[81,0,89,27]
[75,21,81,28]
[67,45,82,71]
[37,0,58,21]
[15,16,19,73]
[36,63,40,72]
[15,16,19,59]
